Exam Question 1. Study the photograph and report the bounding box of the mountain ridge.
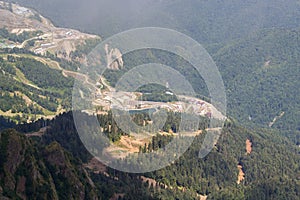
[0,1,299,199]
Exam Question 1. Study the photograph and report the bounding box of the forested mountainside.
[0,112,299,199]
[101,28,300,138]
[0,129,99,200]
[0,55,73,122]
[0,1,300,199]
[213,29,300,131]
[0,1,101,123]
[1,0,299,133]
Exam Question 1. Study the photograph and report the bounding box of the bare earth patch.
[246,139,252,154]
[237,165,245,184]
[83,157,107,174]
[264,60,271,67]
[26,126,49,138]
[103,135,152,159]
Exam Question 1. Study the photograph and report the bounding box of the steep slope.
[0,2,103,123]
[2,1,299,133]
[13,112,300,200]
[0,127,180,199]
[0,1,299,198]
[213,28,300,131]
[0,55,73,122]
[99,28,300,135]
[0,129,98,199]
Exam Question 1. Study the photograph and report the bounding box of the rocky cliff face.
[0,129,98,200]
[105,44,124,70]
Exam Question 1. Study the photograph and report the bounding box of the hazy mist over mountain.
[2,0,299,130]
[5,0,300,42]
[1,0,300,199]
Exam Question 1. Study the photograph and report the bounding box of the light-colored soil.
[14,67,40,90]
[237,165,245,184]
[13,91,62,117]
[246,139,252,154]
[269,112,285,127]
[25,126,48,137]
[103,135,152,159]
[198,194,208,200]
[264,60,271,67]
[141,176,159,188]
[0,109,23,117]
[34,57,62,70]
[14,91,33,105]
[103,128,206,160]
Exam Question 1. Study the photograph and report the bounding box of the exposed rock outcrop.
[105,44,124,70]
[246,139,252,154]
[237,165,245,184]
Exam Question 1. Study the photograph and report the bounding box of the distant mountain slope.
[93,27,300,134]
[0,2,102,123]
[0,1,100,62]
[213,28,300,131]
[3,0,299,131]
[0,1,299,199]
[7,0,300,43]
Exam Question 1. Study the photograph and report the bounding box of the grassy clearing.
[13,66,41,90]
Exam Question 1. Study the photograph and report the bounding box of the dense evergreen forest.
[15,57,73,89]
[0,111,298,199]
[1,0,300,199]
[213,29,300,131]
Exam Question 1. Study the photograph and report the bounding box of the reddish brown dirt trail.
[237,165,245,184]
[246,139,252,154]
[237,139,252,184]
